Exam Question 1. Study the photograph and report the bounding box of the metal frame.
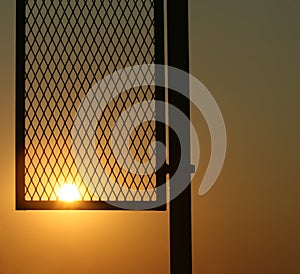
[16,0,192,273]
[16,0,26,211]
[16,0,166,211]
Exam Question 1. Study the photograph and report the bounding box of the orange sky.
[1,0,300,273]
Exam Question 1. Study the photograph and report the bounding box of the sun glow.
[58,183,81,202]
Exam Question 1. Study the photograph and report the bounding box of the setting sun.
[57,183,81,202]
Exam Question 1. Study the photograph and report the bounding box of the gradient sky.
[1,0,300,274]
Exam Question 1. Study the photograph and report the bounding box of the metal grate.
[16,0,165,210]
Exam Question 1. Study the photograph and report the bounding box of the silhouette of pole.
[167,1,192,274]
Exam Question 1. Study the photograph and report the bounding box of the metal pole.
[167,0,192,274]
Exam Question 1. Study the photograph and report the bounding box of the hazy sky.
[1,0,299,274]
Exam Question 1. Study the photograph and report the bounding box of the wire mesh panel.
[16,0,166,210]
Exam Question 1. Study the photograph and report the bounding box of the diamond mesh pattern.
[23,0,159,202]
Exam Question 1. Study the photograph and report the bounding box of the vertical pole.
[167,0,192,274]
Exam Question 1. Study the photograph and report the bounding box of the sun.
[58,183,81,202]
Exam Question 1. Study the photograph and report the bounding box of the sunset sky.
[1,0,300,274]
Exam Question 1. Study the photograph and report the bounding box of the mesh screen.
[22,0,162,205]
